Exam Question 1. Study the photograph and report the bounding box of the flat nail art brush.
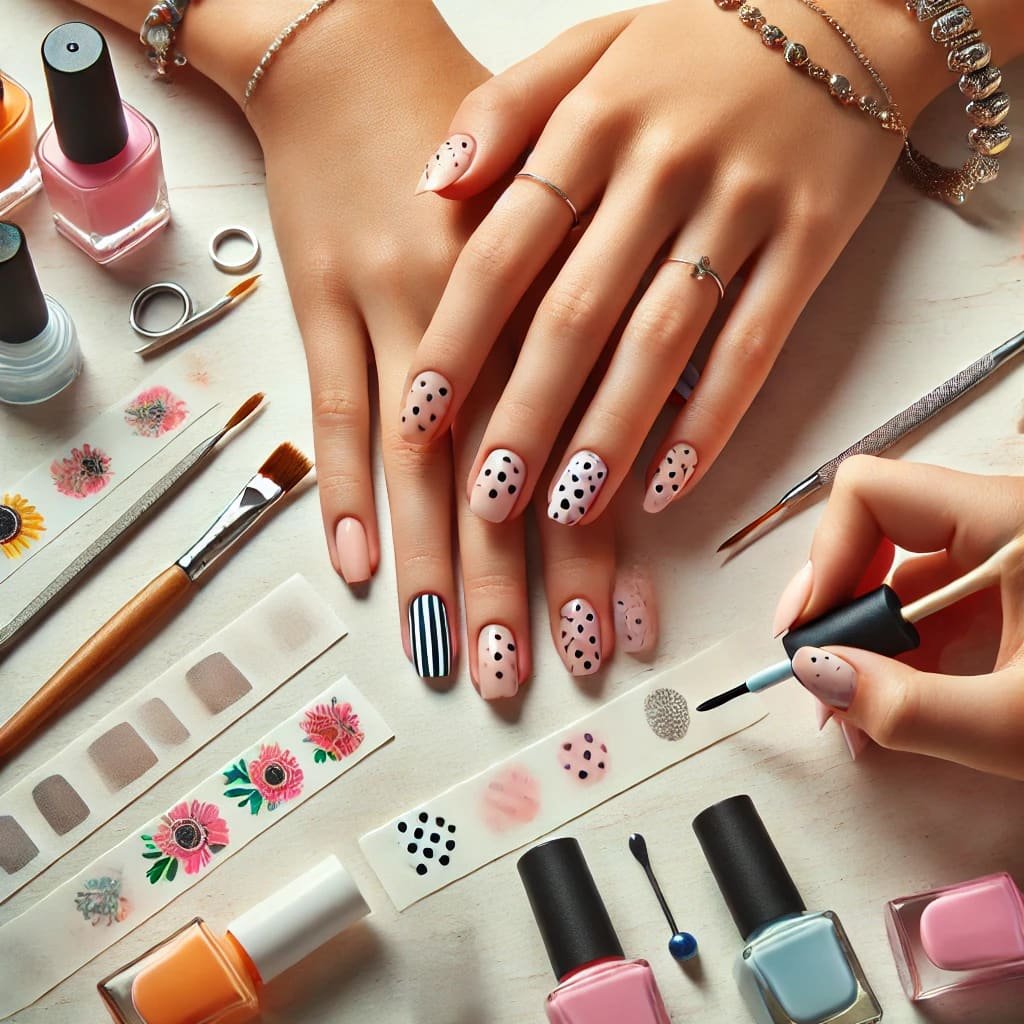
[698,530,1024,711]
[0,393,265,658]
[718,328,1024,553]
[0,442,312,762]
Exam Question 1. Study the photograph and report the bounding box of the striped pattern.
[408,593,451,678]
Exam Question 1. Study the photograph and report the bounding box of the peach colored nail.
[840,721,870,761]
[335,517,371,584]
[559,598,601,675]
[643,442,698,513]
[477,624,519,699]
[772,560,813,637]
[400,370,451,442]
[415,134,476,194]
[792,647,856,709]
[814,698,834,731]
[470,449,525,523]
[613,572,657,654]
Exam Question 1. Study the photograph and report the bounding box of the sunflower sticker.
[0,493,46,560]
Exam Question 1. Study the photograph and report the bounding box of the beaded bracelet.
[140,0,194,78]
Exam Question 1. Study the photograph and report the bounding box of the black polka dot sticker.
[557,731,610,786]
[395,811,457,876]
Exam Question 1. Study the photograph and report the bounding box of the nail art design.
[470,449,525,523]
[558,730,610,785]
[643,443,698,514]
[547,451,607,525]
[400,371,451,442]
[792,647,856,709]
[478,624,519,699]
[415,134,476,195]
[408,593,451,678]
[613,574,656,654]
[772,560,814,638]
[559,598,601,675]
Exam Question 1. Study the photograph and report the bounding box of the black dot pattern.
[548,450,607,525]
[472,449,525,520]
[558,730,610,785]
[559,598,601,675]
[396,812,457,877]
[401,372,452,436]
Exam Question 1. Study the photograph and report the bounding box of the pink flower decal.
[124,386,189,438]
[301,697,364,763]
[222,743,304,814]
[142,799,229,882]
[51,444,114,499]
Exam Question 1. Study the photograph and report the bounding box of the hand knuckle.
[312,387,363,430]
[540,283,600,339]
[722,324,778,371]
[873,675,919,749]
[463,570,520,605]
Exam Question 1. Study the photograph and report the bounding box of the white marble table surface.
[2,2,1023,1022]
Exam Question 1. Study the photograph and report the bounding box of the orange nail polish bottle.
[0,72,42,217]
[98,857,369,1024]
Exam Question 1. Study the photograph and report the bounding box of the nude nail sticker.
[548,451,607,525]
[470,449,525,523]
[415,134,476,194]
[643,443,698,514]
[0,575,347,904]
[559,598,601,675]
[360,625,773,911]
[400,371,451,441]
[477,624,518,699]
[0,817,38,875]
[0,677,392,1021]
[614,575,656,654]
[396,812,457,876]
[409,593,451,678]
[186,652,253,714]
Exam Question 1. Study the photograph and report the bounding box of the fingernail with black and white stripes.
[408,593,452,678]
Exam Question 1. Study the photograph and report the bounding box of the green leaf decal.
[313,749,327,764]
[146,858,171,884]
[222,760,251,786]
[165,857,178,883]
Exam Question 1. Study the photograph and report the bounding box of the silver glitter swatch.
[644,688,690,741]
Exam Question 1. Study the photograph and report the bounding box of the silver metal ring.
[129,281,194,339]
[209,225,261,274]
[663,256,726,302]
[513,172,580,228]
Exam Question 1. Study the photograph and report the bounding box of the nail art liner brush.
[718,328,1024,552]
[0,394,265,658]
[0,442,312,762]
[628,833,698,961]
[698,530,1024,711]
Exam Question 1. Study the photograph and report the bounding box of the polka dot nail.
[643,443,698,514]
[559,598,601,676]
[558,731,609,785]
[547,451,607,525]
[400,371,451,442]
[470,449,525,523]
[477,624,519,700]
[792,647,857,709]
[613,573,656,654]
[415,134,476,195]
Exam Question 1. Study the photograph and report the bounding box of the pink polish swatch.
[613,573,657,654]
[643,442,697,513]
[470,449,525,523]
[481,764,540,831]
[400,370,451,441]
[477,624,519,699]
[415,134,476,194]
[792,647,856,709]
[547,451,607,525]
[772,560,814,638]
[559,598,602,675]
[335,517,371,584]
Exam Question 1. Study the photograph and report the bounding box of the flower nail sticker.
[558,731,609,785]
[0,493,45,560]
[223,742,304,814]
[301,697,365,762]
[142,799,229,882]
[74,875,128,926]
[124,385,188,438]
[396,811,457,876]
[51,443,114,499]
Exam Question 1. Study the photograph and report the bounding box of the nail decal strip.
[614,573,657,654]
[400,371,451,441]
[0,575,346,904]
[547,451,607,525]
[477,624,519,699]
[0,676,391,1020]
[360,627,771,910]
[415,134,476,195]
[409,593,452,678]
[643,443,698,514]
[0,359,219,583]
[559,598,602,675]
[470,449,525,523]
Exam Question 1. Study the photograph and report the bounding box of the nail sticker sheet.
[361,628,771,910]
[0,362,218,583]
[0,675,392,1020]
[0,575,346,903]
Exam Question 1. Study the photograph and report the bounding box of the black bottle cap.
[518,837,625,981]
[692,795,805,941]
[0,223,49,343]
[42,22,128,165]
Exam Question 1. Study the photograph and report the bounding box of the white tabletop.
[3,2,1023,1022]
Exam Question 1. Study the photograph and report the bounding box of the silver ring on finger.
[513,172,580,228]
[662,255,726,302]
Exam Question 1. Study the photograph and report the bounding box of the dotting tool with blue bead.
[628,833,698,961]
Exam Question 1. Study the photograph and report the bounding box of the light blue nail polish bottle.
[694,795,882,1024]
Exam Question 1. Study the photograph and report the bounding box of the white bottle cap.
[226,855,369,983]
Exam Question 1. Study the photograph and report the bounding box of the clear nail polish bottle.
[0,72,42,216]
[518,837,672,1024]
[0,221,81,405]
[886,872,1024,1001]
[694,795,882,1024]
[37,23,170,265]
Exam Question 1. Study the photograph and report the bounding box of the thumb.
[791,646,1024,779]
[415,11,634,199]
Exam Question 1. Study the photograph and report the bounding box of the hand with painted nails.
[403,1,1022,526]
[774,456,1024,779]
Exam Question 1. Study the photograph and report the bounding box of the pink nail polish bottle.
[518,837,672,1024]
[37,23,170,265]
[886,872,1024,1001]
